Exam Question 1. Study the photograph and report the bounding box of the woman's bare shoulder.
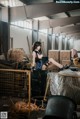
[32,51,36,56]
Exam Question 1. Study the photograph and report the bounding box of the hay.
[7,48,26,62]
[14,101,39,112]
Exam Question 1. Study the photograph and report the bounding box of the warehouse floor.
[0,96,80,119]
[0,96,45,119]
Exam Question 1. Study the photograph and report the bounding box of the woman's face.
[36,45,41,51]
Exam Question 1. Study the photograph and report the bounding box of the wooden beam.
[67,32,80,36]
[20,0,53,4]
[53,25,80,33]
[10,3,80,21]
[38,16,80,29]
[10,6,26,21]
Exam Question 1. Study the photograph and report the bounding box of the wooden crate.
[48,50,60,62]
[60,50,71,61]
[60,60,71,66]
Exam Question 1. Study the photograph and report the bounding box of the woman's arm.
[32,51,36,67]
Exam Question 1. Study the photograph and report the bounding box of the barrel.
[43,95,77,119]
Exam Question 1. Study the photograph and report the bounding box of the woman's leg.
[48,58,63,68]
[42,58,70,70]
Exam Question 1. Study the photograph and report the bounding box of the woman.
[32,41,43,70]
[32,41,69,70]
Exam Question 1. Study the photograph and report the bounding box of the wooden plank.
[53,25,80,33]
[0,68,30,73]
[66,32,80,36]
[62,30,80,34]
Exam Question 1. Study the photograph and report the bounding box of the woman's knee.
[49,58,55,62]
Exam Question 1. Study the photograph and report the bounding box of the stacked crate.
[48,50,60,70]
[60,50,71,66]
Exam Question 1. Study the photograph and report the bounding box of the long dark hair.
[32,41,42,52]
